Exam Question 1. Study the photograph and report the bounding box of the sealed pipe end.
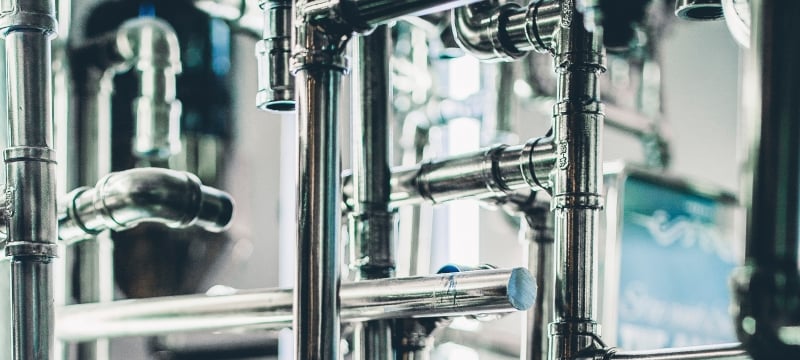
[675,0,724,21]
[507,267,536,311]
[194,185,235,232]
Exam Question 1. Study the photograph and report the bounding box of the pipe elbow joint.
[732,265,800,359]
[60,168,234,244]
[116,17,182,73]
[452,1,527,62]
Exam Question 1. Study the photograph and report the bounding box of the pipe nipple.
[675,0,724,21]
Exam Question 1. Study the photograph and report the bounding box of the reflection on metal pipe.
[73,17,183,162]
[343,138,556,209]
[0,0,59,358]
[675,0,724,21]
[547,1,605,358]
[604,343,749,360]
[349,25,395,360]
[291,2,348,357]
[451,0,525,61]
[256,0,294,112]
[302,0,481,32]
[56,268,535,341]
[732,0,800,359]
[58,168,234,244]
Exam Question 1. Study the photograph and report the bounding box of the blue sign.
[614,176,739,350]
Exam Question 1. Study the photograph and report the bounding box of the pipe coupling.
[256,0,295,112]
[452,1,526,61]
[0,0,57,34]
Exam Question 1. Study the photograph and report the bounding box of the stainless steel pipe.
[58,168,234,244]
[256,0,294,111]
[193,0,263,36]
[73,17,183,162]
[302,0,481,32]
[604,343,749,360]
[0,1,59,358]
[55,268,535,341]
[343,138,556,209]
[349,25,395,360]
[675,0,724,21]
[291,2,348,357]
[732,0,800,358]
[547,2,605,359]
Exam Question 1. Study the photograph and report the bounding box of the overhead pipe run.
[58,168,234,245]
[55,267,535,341]
[0,0,60,358]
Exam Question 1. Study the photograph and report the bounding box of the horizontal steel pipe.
[605,343,750,360]
[303,0,481,32]
[58,168,234,244]
[343,138,555,209]
[56,267,535,341]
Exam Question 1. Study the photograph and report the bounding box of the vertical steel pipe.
[1,1,59,358]
[733,0,800,358]
[548,1,605,359]
[292,3,347,358]
[349,25,395,360]
[520,195,554,360]
[256,0,294,111]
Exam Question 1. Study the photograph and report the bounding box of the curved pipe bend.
[451,0,525,61]
[59,168,235,244]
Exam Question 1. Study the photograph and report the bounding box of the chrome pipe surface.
[256,0,294,111]
[301,0,480,32]
[58,168,234,244]
[291,4,348,357]
[733,0,800,358]
[349,25,395,360]
[547,1,605,358]
[73,17,183,162]
[675,0,724,21]
[343,138,556,209]
[605,343,749,360]
[55,268,535,341]
[1,1,59,358]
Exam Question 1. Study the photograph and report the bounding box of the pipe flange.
[4,146,57,163]
[5,241,58,258]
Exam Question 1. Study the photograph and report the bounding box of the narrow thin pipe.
[606,343,749,360]
[292,3,347,357]
[1,2,60,358]
[349,25,395,360]
[55,268,535,341]
[58,168,234,244]
[733,0,800,358]
[342,138,556,209]
[547,2,605,358]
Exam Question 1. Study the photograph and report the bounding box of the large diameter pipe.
[732,0,800,358]
[302,0,482,32]
[605,343,749,360]
[1,0,59,358]
[342,138,556,209]
[291,4,347,358]
[349,25,395,360]
[548,2,605,359]
[55,268,535,341]
[58,168,235,244]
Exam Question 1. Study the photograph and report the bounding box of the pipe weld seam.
[5,241,58,258]
[3,146,57,163]
[487,145,512,193]
[553,102,604,116]
[522,137,554,192]
[291,51,349,74]
[67,187,102,236]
